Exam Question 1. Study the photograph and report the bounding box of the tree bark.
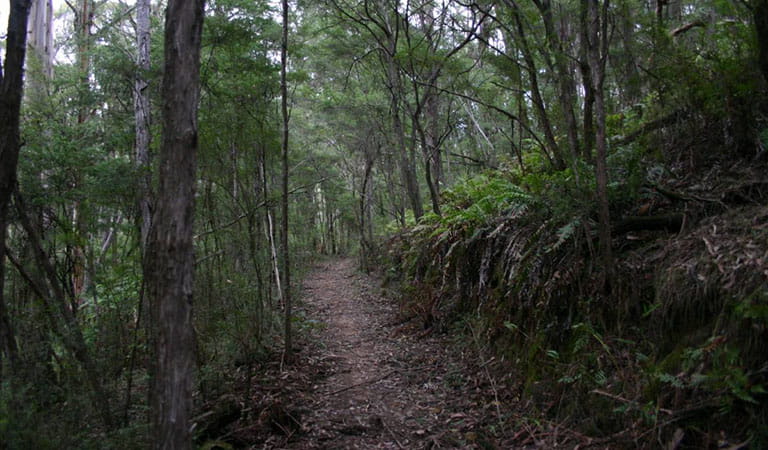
[0,0,34,374]
[147,0,205,446]
[27,0,54,90]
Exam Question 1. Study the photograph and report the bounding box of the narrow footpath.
[288,259,480,449]
[269,258,515,449]
[232,258,586,449]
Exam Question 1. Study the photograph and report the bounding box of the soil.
[232,258,530,449]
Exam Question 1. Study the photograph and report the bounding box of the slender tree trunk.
[0,0,34,373]
[579,0,595,162]
[15,194,114,429]
[135,0,153,251]
[126,0,152,426]
[509,6,566,169]
[381,7,423,221]
[70,0,95,306]
[359,153,374,271]
[146,0,205,446]
[280,0,293,363]
[536,0,581,169]
[586,0,613,290]
[27,0,54,89]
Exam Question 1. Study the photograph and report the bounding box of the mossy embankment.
[383,131,768,447]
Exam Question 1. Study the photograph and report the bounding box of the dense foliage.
[0,0,766,447]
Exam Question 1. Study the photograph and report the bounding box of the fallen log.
[612,214,684,235]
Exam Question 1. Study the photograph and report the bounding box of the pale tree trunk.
[261,153,282,309]
[146,0,205,446]
[71,0,94,306]
[280,0,293,364]
[125,0,152,426]
[0,0,34,375]
[579,0,595,162]
[135,0,152,251]
[586,0,613,290]
[27,0,54,87]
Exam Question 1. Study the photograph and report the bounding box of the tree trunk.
[0,0,34,374]
[27,0,54,92]
[389,63,424,220]
[579,0,595,162]
[15,194,114,430]
[509,6,566,170]
[536,0,581,171]
[359,152,375,271]
[147,0,205,446]
[380,5,423,221]
[586,0,613,290]
[135,0,152,252]
[755,0,768,86]
[280,0,293,364]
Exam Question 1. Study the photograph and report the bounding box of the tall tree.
[146,0,205,446]
[281,0,293,363]
[585,0,613,289]
[0,0,34,374]
[28,0,54,82]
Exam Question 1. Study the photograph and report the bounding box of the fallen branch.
[324,370,396,396]
[381,418,406,449]
[591,389,672,415]
[671,20,706,37]
[612,214,684,235]
[613,109,688,146]
[652,184,719,203]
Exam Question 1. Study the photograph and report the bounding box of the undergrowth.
[384,145,768,447]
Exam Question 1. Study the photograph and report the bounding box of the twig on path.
[324,370,397,396]
[323,365,432,397]
[381,418,406,449]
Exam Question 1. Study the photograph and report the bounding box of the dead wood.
[671,20,706,37]
[613,213,684,234]
[614,109,688,146]
[324,370,396,396]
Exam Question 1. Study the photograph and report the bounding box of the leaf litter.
[214,258,591,449]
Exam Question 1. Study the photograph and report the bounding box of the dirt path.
[271,258,507,449]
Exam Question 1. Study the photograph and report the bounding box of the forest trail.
[273,258,510,449]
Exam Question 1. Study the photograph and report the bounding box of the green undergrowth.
[384,160,768,446]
